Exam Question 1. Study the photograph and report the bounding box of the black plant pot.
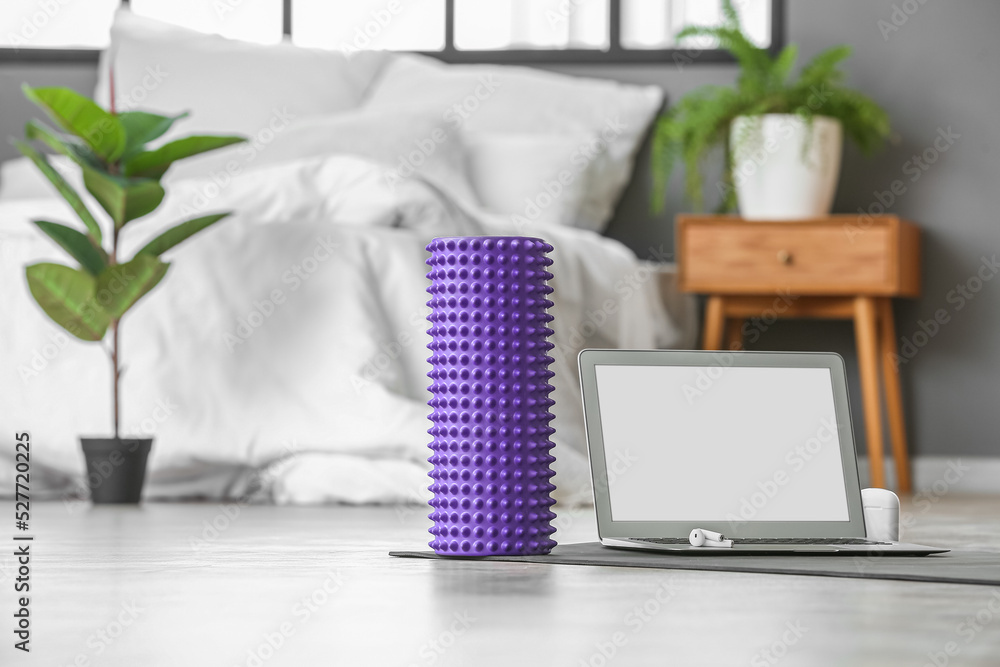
[80,437,153,504]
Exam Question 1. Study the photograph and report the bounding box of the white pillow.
[94,9,393,142]
[363,53,663,232]
[166,106,481,207]
[463,131,594,228]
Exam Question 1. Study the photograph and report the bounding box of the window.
[453,0,610,51]
[130,0,284,45]
[292,0,446,52]
[621,0,772,49]
[0,0,781,63]
[0,0,119,49]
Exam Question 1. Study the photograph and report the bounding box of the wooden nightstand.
[677,214,921,492]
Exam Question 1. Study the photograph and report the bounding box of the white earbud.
[689,528,733,548]
[861,488,900,542]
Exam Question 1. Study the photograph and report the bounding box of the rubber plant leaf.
[25,262,110,341]
[123,135,245,179]
[95,254,170,320]
[118,111,189,160]
[22,84,125,162]
[32,220,108,276]
[82,168,165,229]
[137,213,230,257]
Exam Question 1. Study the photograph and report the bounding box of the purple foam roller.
[425,236,558,556]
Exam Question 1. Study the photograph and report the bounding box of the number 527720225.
[14,432,30,531]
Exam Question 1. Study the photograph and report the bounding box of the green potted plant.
[651,0,891,219]
[13,84,244,503]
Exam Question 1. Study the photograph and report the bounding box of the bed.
[0,10,695,506]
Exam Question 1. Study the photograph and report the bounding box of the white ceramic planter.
[730,114,843,220]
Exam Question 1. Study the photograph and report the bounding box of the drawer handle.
[777,249,793,265]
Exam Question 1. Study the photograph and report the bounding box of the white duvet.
[0,151,690,506]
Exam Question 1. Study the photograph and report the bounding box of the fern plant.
[651,0,891,213]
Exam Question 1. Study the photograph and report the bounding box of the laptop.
[577,349,947,555]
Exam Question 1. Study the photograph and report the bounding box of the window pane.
[0,0,118,48]
[292,0,445,52]
[621,0,771,50]
[131,0,283,45]
[455,0,609,51]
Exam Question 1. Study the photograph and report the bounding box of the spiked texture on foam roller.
[425,236,558,556]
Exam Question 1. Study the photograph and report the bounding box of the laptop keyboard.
[634,537,892,546]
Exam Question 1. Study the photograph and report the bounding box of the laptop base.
[602,537,948,556]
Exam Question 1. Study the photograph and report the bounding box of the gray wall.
[2,0,997,458]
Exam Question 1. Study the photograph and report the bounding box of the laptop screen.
[594,364,850,523]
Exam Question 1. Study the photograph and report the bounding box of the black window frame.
[0,0,784,64]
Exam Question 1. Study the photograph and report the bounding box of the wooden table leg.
[724,318,745,351]
[702,296,726,350]
[854,296,886,489]
[878,298,912,493]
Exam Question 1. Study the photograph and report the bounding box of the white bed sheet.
[0,150,693,506]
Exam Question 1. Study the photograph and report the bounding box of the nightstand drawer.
[677,217,920,296]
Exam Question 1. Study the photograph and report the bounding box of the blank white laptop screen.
[594,365,850,523]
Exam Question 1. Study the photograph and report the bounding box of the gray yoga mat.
[390,542,1000,587]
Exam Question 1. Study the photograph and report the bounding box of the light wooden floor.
[4,496,1000,666]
